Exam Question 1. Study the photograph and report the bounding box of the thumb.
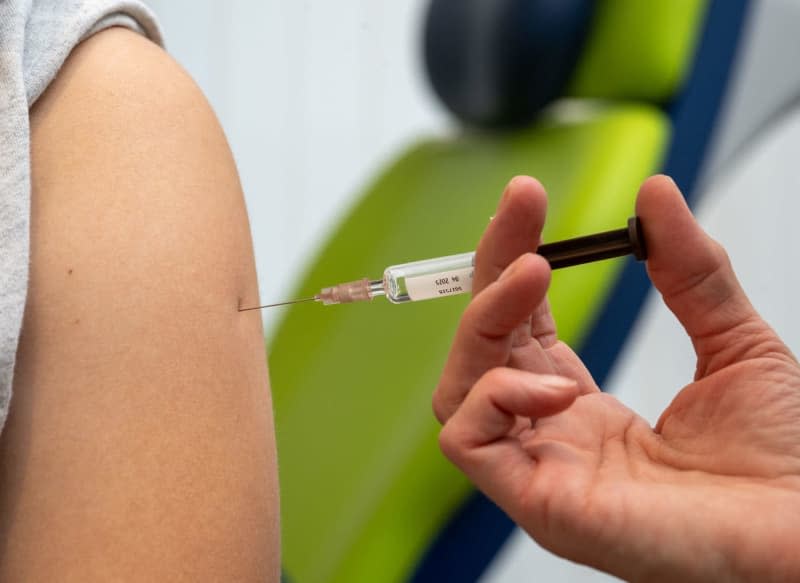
[635,175,791,377]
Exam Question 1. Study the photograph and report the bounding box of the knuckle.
[709,238,732,268]
[437,424,459,460]
[431,391,449,425]
[433,367,508,425]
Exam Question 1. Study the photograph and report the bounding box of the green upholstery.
[270,104,668,583]
[570,0,708,101]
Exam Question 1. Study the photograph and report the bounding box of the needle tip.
[238,297,317,311]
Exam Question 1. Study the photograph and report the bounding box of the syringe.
[239,217,646,310]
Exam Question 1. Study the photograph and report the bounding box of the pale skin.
[0,29,280,581]
[434,175,800,582]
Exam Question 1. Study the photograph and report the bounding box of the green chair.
[270,2,708,581]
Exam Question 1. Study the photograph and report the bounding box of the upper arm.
[0,28,280,581]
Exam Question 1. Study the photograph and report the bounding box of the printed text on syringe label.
[404,267,475,301]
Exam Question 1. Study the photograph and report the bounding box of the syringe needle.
[238,297,317,311]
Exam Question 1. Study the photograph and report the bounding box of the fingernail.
[663,174,679,190]
[534,374,577,391]
[539,374,576,387]
[497,254,529,281]
[497,262,516,282]
[496,177,520,212]
[496,190,511,214]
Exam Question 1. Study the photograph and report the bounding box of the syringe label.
[404,267,474,301]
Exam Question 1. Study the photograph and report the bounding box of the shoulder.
[33,26,197,128]
[30,26,253,314]
[0,27,280,581]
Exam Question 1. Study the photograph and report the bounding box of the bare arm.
[0,28,279,581]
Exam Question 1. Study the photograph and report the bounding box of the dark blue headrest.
[424,0,596,128]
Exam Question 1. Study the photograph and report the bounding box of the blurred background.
[146,0,449,334]
[144,1,800,581]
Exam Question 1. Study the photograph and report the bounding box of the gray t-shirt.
[0,0,162,432]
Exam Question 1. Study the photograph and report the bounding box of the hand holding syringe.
[239,217,646,311]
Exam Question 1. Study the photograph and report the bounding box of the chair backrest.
[424,0,707,127]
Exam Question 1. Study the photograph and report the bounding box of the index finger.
[433,252,552,423]
[473,176,548,294]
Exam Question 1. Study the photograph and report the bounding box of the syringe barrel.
[317,217,646,306]
[379,217,646,304]
[383,252,475,303]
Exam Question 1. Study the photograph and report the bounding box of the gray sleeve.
[24,0,163,106]
[0,0,163,433]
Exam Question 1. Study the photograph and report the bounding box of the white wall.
[144,0,449,334]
